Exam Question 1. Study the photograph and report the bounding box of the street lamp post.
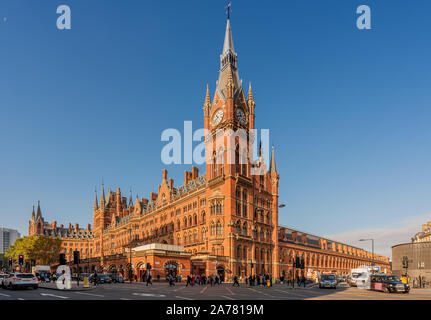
[359,238,374,273]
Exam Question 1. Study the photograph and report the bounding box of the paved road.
[0,283,429,300]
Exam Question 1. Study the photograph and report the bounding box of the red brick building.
[29,16,390,280]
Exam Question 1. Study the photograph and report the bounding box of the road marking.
[40,293,69,299]
[221,295,235,300]
[120,298,132,300]
[175,296,193,300]
[200,286,208,294]
[75,292,105,297]
[173,286,186,292]
[0,293,11,297]
[226,287,235,295]
[133,293,166,297]
[247,287,276,298]
[17,298,25,300]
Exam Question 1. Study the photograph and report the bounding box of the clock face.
[235,108,247,124]
[212,109,224,126]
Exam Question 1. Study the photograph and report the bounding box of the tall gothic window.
[235,145,240,174]
[216,221,222,235]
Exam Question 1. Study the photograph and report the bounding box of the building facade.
[29,16,390,280]
[0,227,21,254]
[392,220,431,286]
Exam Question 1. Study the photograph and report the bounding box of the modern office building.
[0,227,21,254]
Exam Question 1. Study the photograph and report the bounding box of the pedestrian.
[233,275,240,287]
[146,274,152,286]
[245,276,248,286]
[209,275,214,286]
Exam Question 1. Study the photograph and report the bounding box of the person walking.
[209,275,214,286]
[233,275,240,287]
[146,274,152,286]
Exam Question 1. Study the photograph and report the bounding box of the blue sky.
[1,1,430,257]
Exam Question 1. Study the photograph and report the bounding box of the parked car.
[108,273,124,283]
[2,273,38,290]
[370,274,410,293]
[319,274,337,289]
[90,274,111,284]
[0,274,7,286]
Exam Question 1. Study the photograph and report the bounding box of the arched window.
[216,221,222,235]
[202,212,206,224]
[241,148,247,175]
[235,145,240,174]
[189,216,192,226]
[217,147,224,176]
[213,152,218,177]
[183,217,187,228]
[237,246,242,258]
[210,223,215,236]
[243,247,247,260]
[202,229,206,240]
[242,222,247,236]
[235,222,240,234]
[194,214,197,225]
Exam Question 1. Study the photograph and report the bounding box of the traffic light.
[8,258,12,267]
[73,251,80,265]
[18,255,24,266]
[59,253,66,265]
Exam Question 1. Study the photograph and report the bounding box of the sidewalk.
[38,281,96,291]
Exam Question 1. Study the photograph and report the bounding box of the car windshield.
[17,274,34,278]
[387,276,401,282]
[321,275,335,281]
[351,272,362,278]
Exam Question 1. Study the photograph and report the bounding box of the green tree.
[5,236,62,265]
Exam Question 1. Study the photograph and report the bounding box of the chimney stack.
[75,224,79,232]
[184,171,190,184]
[169,178,174,191]
[192,166,199,180]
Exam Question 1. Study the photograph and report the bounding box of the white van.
[348,267,369,287]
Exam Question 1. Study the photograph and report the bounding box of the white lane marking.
[17,298,25,300]
[175,296,193,300]
[132,292,166,297]
[120,298,132,300]
[221,295,235,300]
[75,292,105,297]
[0,293,11,297]
[40,293,69,299]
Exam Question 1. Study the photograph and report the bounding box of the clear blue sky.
[1,1,430,255]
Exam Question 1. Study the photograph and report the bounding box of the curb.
[38,285,96,291]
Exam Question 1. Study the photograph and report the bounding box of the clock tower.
[204,16,256,179]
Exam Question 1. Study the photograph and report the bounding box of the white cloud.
[325,213,431,259]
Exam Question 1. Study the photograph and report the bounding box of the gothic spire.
[129,189,133,207]
[270,146,278,174]
[222,16,235,56]
[100,183,105,206]
[93,188,98,209]
[248,82,254,101]
[36,200,42,219]
[204,84,211,105]
[31,205,35,219]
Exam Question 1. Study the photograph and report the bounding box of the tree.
[5,236,62,265]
